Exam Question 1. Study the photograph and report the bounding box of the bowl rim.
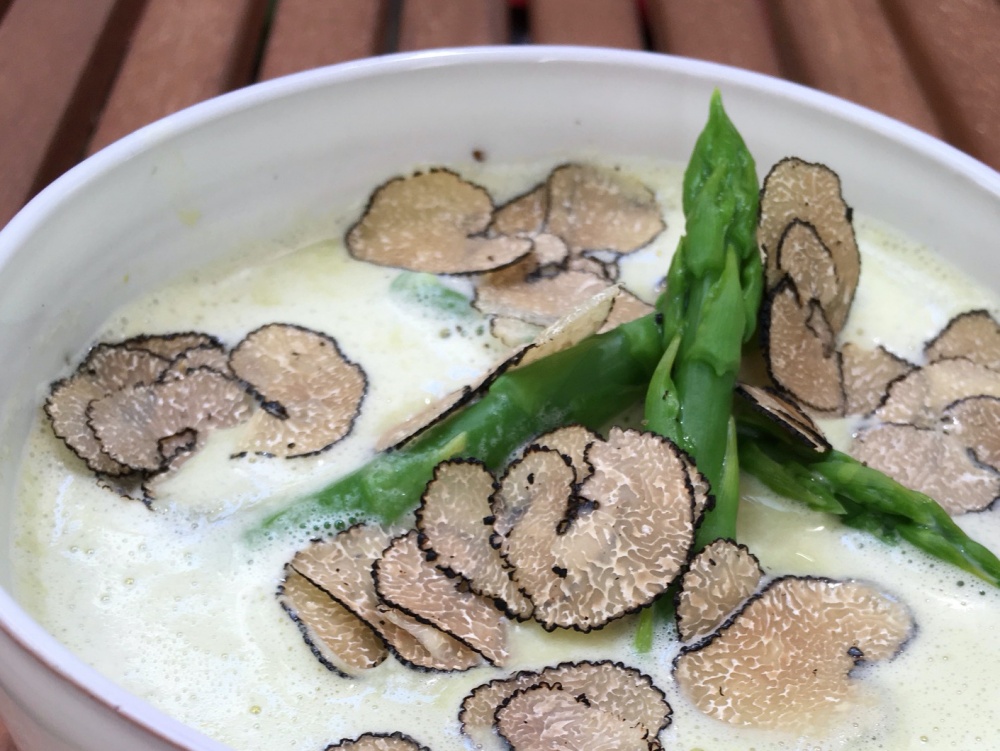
[0,44,998,750]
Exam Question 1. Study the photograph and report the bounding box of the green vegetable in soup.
[739,417,1000,588]
[390,271,482,322]
[645,89,762,548]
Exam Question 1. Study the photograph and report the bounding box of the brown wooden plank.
[646,0,782,76]
[769,0,943,137]
[0,0,144,226]
[397,0,508,50]
[882,0,1000,171]
[529,0,643,48]
[87,0,269,154]
[259,0,389,80]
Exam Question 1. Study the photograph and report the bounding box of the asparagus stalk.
[737,418,1000,588]
[645,91,762,547]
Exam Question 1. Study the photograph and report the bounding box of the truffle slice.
[490,183,548,237]
[852,423,1000,514]
[346,170,532,274]
[415,460,533,620]
[278,567,388,676]
[874,358,1000,427]
[675,540,764,643]
[324,732,431,751]
[774,220,841,314]
[461,660,670,749]
[841,342,915,416]
[942,395,1000,470]
[544,164,665,254]
[120,332,222,360]
[230,323,367,457]
[674,576,914,730]
[495,683,655,751]
[512,284,620,369]
[758,158,860,334]
[925,310,1000,371]
[164,342,232,379]
[489,316,542,348]
[374,530,508,665]
[474,268,611,327]
[45,344,171,475]
[87,368,253,473]
[290,524,480,672]
[600,290,655,333]
[375,345,529,453]
[530,425,598,483]
[761,277,844,413]
[495,428,696,631]
[735,383,830,452]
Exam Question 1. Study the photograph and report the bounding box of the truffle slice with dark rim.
[87,368,253,473]
[415,460,533,621]
[840,342,915,416]
[120,332,222,360]
[943,395,1000,470]
[674,576,914,731]
[489,182,548,237]
[852,422,1000,514]
[474,268,611,327]
[925,310,1000,371]
[735,383,830,452]
[495,683,656,751]
[760,277,845,414]
[378,286,619,454]
[774,219,841,315]
[290,523,480,672]
[323,732,431,751]
[494,428,697,631]
[544,164,665,254]
[874,357,1000,427]
[374,530,508,666]
[529,424,598,483]
[45,344,172,475]
[278,567,388,677]
[346,169,532,274]
[460,660,670,749]
[230,323,367,457]
[163,342,232,379]
[675,539,764,643]
[758,157,860,334]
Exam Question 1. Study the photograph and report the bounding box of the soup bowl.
[0,46,998,751]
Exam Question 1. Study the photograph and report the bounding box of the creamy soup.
[10,159,1000,751]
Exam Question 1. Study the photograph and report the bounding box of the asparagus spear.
[738,418,1000,588]
[645,90,762,547]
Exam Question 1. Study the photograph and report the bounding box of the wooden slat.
[882,0,1000,171]
[769,0,943,137]
[259,0,389,80]
[0,0,144,226]
[86,0,269,154]
[397,0,508,50]
[528,0,643,48]
[646,0,782,76]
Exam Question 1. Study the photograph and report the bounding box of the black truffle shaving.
[323,731,432,751]
[735,382,831,452]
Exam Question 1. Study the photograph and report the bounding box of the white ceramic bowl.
[0,46,998,751]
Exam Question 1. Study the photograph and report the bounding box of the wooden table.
[0,0,998,747]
